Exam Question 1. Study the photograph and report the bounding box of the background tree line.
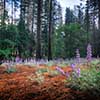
[0,0,100,61]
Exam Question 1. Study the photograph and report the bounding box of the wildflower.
[76,68,81,77]
[56,66,65,75]
[86,43,92,62]
[15,56,20,63]
[65,72,70,77]
[76,49,80,63]
[71,64,76,70]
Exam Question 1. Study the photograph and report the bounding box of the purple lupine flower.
[56,66,65,75]
[15,56,20,63]
[86,43,92,62]
[76,49,80,63]
[65,72,70,78]
[76,68,81,77]
[71,64,76,70]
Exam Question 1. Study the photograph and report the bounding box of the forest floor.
[0,64,100,100]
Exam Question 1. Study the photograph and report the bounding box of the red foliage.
[0,65,99,100]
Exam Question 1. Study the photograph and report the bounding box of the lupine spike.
[65,72,70,77]
[76,68,81,77]
[76,49,80,64]
[56,66,65,75]
[71,64,76,70]
[86,43,92,62]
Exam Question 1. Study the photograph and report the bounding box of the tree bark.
[32,1,34,34]
[48,0,52,60]
[11,0,14,24]
[2,0,6,25]
[36,0,42,60]
[98,1,100,29]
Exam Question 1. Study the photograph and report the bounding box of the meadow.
[0,58,100,100]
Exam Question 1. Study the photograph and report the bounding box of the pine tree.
[36,0,42,60]
[84,0,90,44]
[48,0,53,60]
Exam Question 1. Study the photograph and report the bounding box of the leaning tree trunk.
[48,0,52,60]
[36,0,42,60]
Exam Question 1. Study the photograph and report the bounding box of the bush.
[6,67,17,73]
[66,65,100,91]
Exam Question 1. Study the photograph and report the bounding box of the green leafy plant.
[91,59,100,66]
[34,71,44,84]
[37,68,48,73]
[57,62,69,68]
[49,70,59,76]
[66,67,100,91]
[27,69,45,84]
[46,61,55,67]
[37,67,59,76]
[6,67,17,73]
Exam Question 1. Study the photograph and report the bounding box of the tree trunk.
[85,0,90,44]
[92,13,96,56]
[32,1,34,34]
[36,0,42,60]
[11,0,14,24]
[19,0,26,30]
[2,0,6,25]
[98,1,100,29]
[48,0,52,60]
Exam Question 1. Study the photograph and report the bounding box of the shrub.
[66,65,100,91]
[6,67,17,73]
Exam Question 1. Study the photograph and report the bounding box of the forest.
[0,0,100,61]
[0,0,100,100]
